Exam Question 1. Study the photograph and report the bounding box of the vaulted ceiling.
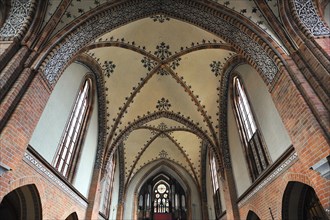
[42,0,285,188]
[88,17,234,186]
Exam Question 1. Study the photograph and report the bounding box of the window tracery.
[138,173,187,220]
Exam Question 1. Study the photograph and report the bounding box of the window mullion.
[54,78,92,179]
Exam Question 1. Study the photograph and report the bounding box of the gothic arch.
[281,181,328,220]
[103,111,220,175]
[125,159,200,220]
[132,159,197,192]
[36,0,283,87]
[218,56,247,168]
[0,0,37,41]
[63,212,79,220]
[0,184,42,220]
[73,54,107,169]
[246,210,260,220]
[288,0,330,38]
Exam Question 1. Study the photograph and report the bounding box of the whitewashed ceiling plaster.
[44,0,286,51]
[83,17,235,185]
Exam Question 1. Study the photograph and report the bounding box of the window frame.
[209,151,222,218]
[99,153,117,218]
[53,74,95,181]
[231,74,270,181]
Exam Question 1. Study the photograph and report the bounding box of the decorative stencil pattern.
[156,98,172,111]
[150,14,171,23]
[238,151,298,206]
[102,60,116,78]
[169,57,182,70]
[150,122,173,138]
[0,0,32,39]
[154,42,172,60]
[23,151,88,207]
[159,149,169,158]
[210,61,222,77]
[141,57,157,71]
[213,0,269,30]
[294,0,330,36]
[43,0,162,84]
[161,0,279,82]
[42,0,278,85]
[140,44,181,76]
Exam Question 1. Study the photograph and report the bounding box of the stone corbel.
[310,155,330,180]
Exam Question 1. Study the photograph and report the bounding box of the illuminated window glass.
[99,155,116,217]
[233,76,269,181]
[210,152,222,217]
[53,77,93,180]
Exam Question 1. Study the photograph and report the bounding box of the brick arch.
[288,0,330,38]
[1,178,44,220]
[133,159,194,195]
[128,159,197,220]
[73,54,107,169]
[36,0,282,87]
[279,173,330,220]
[0,0,38,41]
[103,111,220,176]
[6,175,45,203]
[276,172,314,219]
[60,208,83,220]
[218,56,247,168]
[245,209,261,220]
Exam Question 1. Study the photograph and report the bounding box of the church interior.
[0,0,329,219]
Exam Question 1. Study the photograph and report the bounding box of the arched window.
[232,76,269,181]
[210,152,222,218]
[154,182,170,213]
[99,154,116,217]
[138,173,186,220]
[53,76,94,180]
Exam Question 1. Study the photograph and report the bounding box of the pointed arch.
[282,181,328,220]
[231,74,270,181]
[65,212,78,220]
[37,0,282,87]
[104,112,220,177]
[0,184,42,220]
[53,74,95,180]
[246,210,260,220]
[123,159,203,220]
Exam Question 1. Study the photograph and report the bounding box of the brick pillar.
[0,72,51,199]
[85,167,102,219]
[201,200,209,220]
[116,202,124,219]
[270,70,330,210]
[222,168,240,220]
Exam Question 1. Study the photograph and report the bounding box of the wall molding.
[23,147,88,208]
[237,146,297,207]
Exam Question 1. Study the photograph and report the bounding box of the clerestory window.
[232,76,269,181]
[99,154,116,217]
[210,152,222,217]
[53,77,93,180]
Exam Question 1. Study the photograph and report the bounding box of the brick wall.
[231,69,330,219]
[0,72,89,219]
